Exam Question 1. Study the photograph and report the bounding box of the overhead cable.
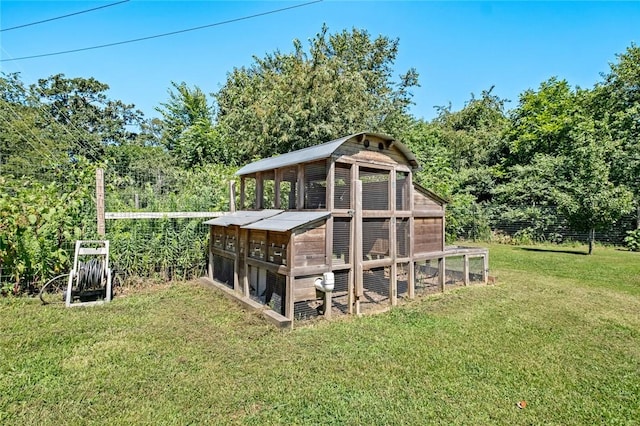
[1,0,130,32]
[1,0,323,62]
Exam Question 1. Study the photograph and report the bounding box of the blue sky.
[1,1,639,121]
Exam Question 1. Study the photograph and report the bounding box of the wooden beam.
[208,226,214,279]
[390,216,397,306]
[274,169,281,209]
[439,257,445,292]
[256,172,263,209]
[463,254,469,286]
[233,226,240,293]
[240,177,246,209]
[354,179,363,315]
[297,164,305,210]
[105,211,225,220]
[96,168,105,236]
[229,181,236,213]
[483,253,489,284]
[326,159,335,211]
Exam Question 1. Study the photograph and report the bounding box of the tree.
[554,118,633,254]
[594,44,640,218]
[506,78,578,165]
[32,74,143,160]
[214,25,418,162]
[155,82,230,167]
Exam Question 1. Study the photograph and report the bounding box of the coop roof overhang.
[235,132,419,176]
[241,211,330,232]
[203,209,283,226]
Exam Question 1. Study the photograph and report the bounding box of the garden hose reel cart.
[65,240,112,307]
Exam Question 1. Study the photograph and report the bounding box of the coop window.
[362,219,390,260]
[333,218,351,265]
[360,167,389,210]
[212,254,234,288]
[396,171,410,211]
[396,218,409,257]
[304,161,327,209]
[242,176,257,209]
[261,171,276,209]
[334,163,352,210]
[279,168,297,209]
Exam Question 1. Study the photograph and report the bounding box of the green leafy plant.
[624,229,640,251]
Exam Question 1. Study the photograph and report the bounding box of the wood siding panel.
[413,190,444,211]
[414,217,443,253]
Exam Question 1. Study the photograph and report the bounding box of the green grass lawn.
[1,243,639,425]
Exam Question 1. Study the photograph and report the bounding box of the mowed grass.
[1,243,639,425]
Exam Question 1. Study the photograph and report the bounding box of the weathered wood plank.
[105,211,225,220]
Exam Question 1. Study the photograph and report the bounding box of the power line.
[1,0,323,63]
[1,1,130,32]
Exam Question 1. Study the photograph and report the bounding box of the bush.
[624,229,640,252]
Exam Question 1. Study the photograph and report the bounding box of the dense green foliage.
[1,27,639,291]
[1,244,638,424]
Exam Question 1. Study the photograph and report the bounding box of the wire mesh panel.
[396,218,409,258]
[248,265,266,305]
[397,262,409,298]
[280,167,298,209]
[333,218,351,266]
[212,254,234,289]
[361,267,390,312]
[331,270,350,314]
[334,163,352,210]
[362,219,390,260]
[444,255,465,287]
[262,171,276,209]
[265,271,286,316]
[469,256,486,283]
[304,161,327,209]
[396,171,410,211]
[360,167,389,210]
[415,259,441,295]
[243,176,257,209]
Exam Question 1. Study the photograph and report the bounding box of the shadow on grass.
[520,247,588,256]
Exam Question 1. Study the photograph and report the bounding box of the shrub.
[624,229,640,252]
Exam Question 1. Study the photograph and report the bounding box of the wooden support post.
[408,260,415,299]
[134,193,139,209]
[243,230,250,296]
[285,276,294,324]
[324,290,332,319]
[325,217,333,267]
[256,172,263,209]
[463,254,469,286]
[274,170,281,209]
[390,216,397,306]
[439,257,445,292]
[240,177,246,210]
[96,168,105,236]
[229,181,236,212]
[483,252,489,284]
[326,160,335,211]
[347,269,354,315]
[296,165,305,210]
[285,232,296,322]
[233,227,240,293]
[208,227,214,279]
[354,180,363,315]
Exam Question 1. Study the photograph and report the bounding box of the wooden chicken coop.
[204,132,488,327]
